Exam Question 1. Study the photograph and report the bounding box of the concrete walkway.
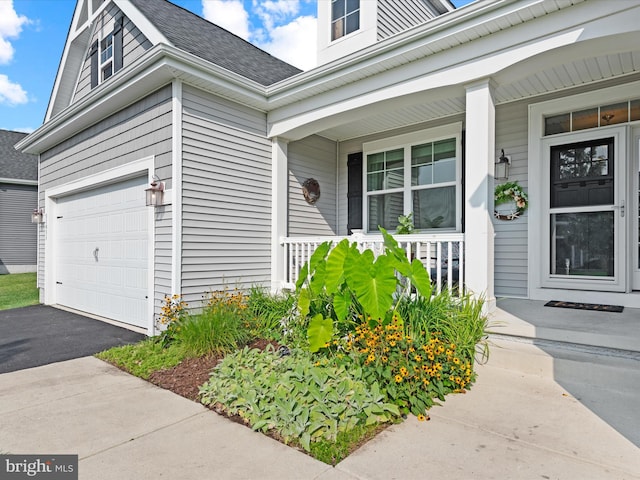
[1,356,638,479]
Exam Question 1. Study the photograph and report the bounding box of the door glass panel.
[550,138,614,208]
[551,212,614,277]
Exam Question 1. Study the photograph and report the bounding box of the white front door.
[55,176,149,327]
[541,127,627,292]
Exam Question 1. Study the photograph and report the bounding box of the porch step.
[486,334,640,393]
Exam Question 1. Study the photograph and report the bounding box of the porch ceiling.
[314,46,640,142]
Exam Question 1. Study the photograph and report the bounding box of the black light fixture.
[31,207,44,224]
[495,149,510,180]
[145,175,165,207]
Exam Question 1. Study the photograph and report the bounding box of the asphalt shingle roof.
[129,0,302,86]
[0,130,37,181]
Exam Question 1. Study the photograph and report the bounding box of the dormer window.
[331,0,360,41]
[89,15,124,89]
[100,32,113,81]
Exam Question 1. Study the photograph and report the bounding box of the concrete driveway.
[0,305,144,374]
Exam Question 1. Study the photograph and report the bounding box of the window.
[100,32,113,81]
[89,16,123,89]
[544,99,640,135]
[364,127,460,232]
[331,0,359,41]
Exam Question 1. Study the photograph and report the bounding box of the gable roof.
[0,130,37,182]
[128,0,302,86]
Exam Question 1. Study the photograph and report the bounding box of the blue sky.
[1,0,472,133]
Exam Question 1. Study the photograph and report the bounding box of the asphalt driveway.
[0,305,144,373]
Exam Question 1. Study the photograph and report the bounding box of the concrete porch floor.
[489,297,640,353]
[486,297,640,449]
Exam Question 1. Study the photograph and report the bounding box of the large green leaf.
[307,314,333,353]
[298,287,311,317]
[324,239,349,295]
[333,289,351,321]
[295,241,332,290]
[345,250,397,320]
[380,227,412,276]
[410,258,432,298]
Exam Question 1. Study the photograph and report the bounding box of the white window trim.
[363,123,462,233]
[529,80,640,303]
[99,30,114,82]
[331,0,360,42]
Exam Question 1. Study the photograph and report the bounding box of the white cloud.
[202,0,250,40]
[257,15,317,71]
[253,0,300,30]
[11,126,35,134]
[0,74,28,106]
[0,0,30,65]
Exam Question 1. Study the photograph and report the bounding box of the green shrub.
[172,290,250,357]
[199,346,400,452]
[396,290,488,362]
[246,286,296,340]
[343,318,475,417]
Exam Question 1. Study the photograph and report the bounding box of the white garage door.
[55,176,149,328]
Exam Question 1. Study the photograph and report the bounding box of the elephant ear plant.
[296,227,432,352]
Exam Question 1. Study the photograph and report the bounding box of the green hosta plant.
[296,227,432,352]
[199,346,400,451]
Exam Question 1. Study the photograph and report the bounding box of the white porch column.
[271,137,289,292]
[464,79,496,310]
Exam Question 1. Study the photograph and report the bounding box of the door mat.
[544,300,624,313]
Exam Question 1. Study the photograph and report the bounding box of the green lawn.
[0,273,39,310]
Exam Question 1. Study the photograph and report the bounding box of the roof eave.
[17,44,269,154]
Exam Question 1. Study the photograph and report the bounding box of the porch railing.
[281,232,464,295]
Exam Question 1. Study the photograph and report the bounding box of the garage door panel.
[55,176,149,328]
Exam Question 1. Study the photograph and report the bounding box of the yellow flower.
[417,414,427,422]
[453,357,460,365]
[381,356,388,363]
[414,355,422,362]
[395,375,403,383]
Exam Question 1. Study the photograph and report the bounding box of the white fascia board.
[114,0,170,45]
[267,0,636,140]
[17,45,268,155]
[0,178,37,186]
[267,27,583,140]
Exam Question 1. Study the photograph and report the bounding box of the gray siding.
[74,4,152,103]
[39,85,173,306]
[494,102,529,298]
[288,135,338,236]
[377,0,440,41]
[154,205,173,310]
[0,183,37,270]
[181,85,272,304]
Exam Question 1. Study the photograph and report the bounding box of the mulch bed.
[148,339,280,401]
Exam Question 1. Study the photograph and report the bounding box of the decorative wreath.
[494,181,528,221]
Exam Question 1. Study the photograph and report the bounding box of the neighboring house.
[0,129,38,274]
[16,0,640,335]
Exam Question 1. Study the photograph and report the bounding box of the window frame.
[362,123,462,233]
[331,0,360,41]
[99,31,114,82]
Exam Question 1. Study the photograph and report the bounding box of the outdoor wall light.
[495,149,511,180]
[31,207,44,224]
[145,175,165,207]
